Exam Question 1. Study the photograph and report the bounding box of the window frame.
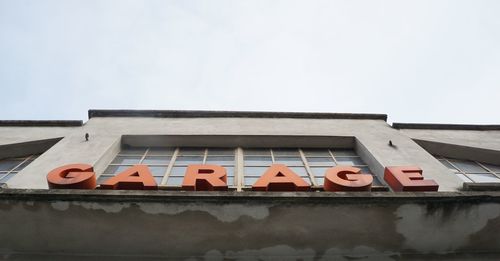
[436,155,500,184]
[0,154,39,183]
[101,146,386,191]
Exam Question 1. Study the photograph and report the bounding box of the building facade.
[0,110,499,260]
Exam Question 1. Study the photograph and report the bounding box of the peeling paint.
[139,203,271,222]
[50,201,69,211]
[50,201,131,213]
[48,201,271,222]
[319,246,398,260]
[72,202,131,213]
[205,245,315,261]
[395,203,500,253]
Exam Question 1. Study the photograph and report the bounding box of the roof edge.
[88,109,387,121]
[0,120,83,127]
[393,123,500,131]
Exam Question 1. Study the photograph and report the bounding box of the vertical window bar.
[202,148,208,164]
[236,147,244,191]
[270,149,275,163]
[299,148,318,186]
[139,148,149,164]
[328,149,338,165]
[160,147,179,185]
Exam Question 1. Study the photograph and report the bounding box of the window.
[436,155,500,183]
[101,146,237,188]
[101,146,382,190]
[0,154,39,183]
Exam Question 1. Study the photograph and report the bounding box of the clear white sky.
[1,0,499,124]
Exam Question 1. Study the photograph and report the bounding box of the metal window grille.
[101,146,384,190]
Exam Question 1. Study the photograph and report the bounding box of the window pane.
[302,177,312,185]
[449,160,488,173]
[120,146,147,155]
[12,159,34,171]
[166,177,184,186]
[225,167,235,177]
[467,174,500,183]
[307,157,334,166]
[244,177,260,186]
[142,156,171,165]
[111,156,142,165]
[147,147,175,155]
[303,149,331,157]
[456,174,473,183]
[243,149,270,156]
[310,167,331,176]
[315,177,324,186]
[331,150,357,156]
[289,167,308,176]
[206,156,234,165]
[227,177,235,187]
[439,159,459,173]
[97,175,113,184]
[0,173,15,182]
[149,166,168,177]
[482,163,500,173]
[274,157,303,166]
[244,167,268,176]
[207,148,235,156]
[0,159,24,171]
[175,156,203,165]
[336,157,365,166]
[103,165,132,175]
[244,156,272,166]
[170,166,187,177]
[272,149,300,156]
[178,148,205,155]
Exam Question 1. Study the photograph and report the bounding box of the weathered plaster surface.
[0,190,499,259]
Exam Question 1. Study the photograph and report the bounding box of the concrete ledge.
[393,123,500,130]
[88,109,388,121]
[1,189,500,204]
[0,120,83,127]
[463,182,500,191]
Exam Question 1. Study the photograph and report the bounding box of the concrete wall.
[0,116,484,191]
[0,190,499,260]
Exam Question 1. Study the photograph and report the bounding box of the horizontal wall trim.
[393,123,500,130]
[0,120,83,127]
[88,109,388,121]
[121,135,355,149]
[392,122,500,130]
[1,189,500,204]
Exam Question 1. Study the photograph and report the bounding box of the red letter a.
[252,164,310,191]
[100,165,157,190]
